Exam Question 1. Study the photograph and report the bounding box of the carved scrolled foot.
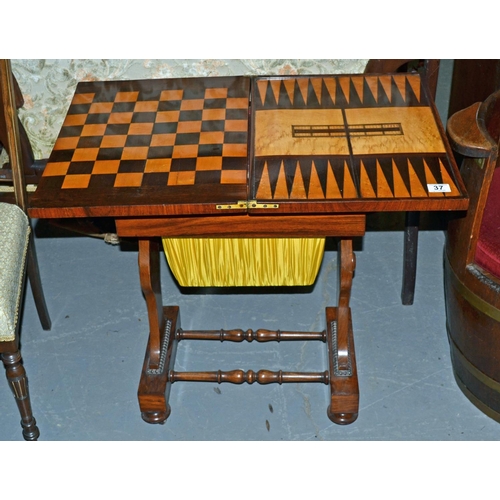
[327,408,358,425]
[138,306,180,425]
[326,307,359,426]
[141,408,170,425]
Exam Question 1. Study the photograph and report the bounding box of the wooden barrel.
[445,91,500,423]
[444,252,500,422]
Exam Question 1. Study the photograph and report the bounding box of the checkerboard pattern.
[42,78,250,190]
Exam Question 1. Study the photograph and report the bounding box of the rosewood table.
[29,73,468,425]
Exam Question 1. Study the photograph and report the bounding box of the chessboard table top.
[29,74,468,219]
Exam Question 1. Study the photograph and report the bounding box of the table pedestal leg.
[137,238,179,424]
[327,239,359,424]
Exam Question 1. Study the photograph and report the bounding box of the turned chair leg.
[1,350,40,441]
[26,232,51,330]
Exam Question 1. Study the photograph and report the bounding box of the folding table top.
[29,74,468,219]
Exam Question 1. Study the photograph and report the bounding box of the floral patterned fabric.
[10,59,368,160]
[0,203,30,342]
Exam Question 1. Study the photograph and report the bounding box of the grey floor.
[1,61,499,442]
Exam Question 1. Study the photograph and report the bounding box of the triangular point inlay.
[274,161,289,199]
[394,75,408,103]
[407,74,421,102]
[310,78,323,105]
[351,76,365,104]
[283,79,295,105]
[439,159,459,196]
[256,161,272,199]
[323,78,336,105]
[376,160,394,198]
[309,161,326,199]
[365,77,378,103]
[257,80,268,107]
[326,161,342,199]
[339,77,351,104]
[360,160,376,198]
[379,76,392,103]
[297,79,309,105]
[408,159,428,197]
[270,80,281,107]
[392,160,411,197]
[424,159,444,197]
[343,161,358,198]
[290,161,307,199]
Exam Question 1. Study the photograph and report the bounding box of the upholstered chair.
[0,59,40,439]
[0,202,39,440]
[0,61,51,331]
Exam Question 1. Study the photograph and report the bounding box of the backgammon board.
[252,75,462,207]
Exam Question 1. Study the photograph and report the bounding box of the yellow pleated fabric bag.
[162,238,325,287]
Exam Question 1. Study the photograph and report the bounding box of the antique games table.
[29,73,468,425]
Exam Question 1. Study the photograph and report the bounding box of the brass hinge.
[216,200,279,210]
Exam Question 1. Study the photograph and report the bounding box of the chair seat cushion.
[0,203,30,342]
[475,167,500,279]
